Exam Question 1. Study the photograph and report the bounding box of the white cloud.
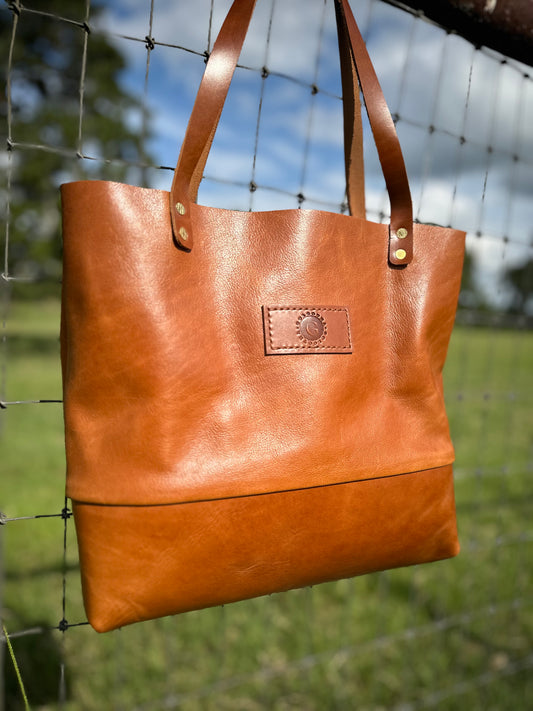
[90,0,532,284]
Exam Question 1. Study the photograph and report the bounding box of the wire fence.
[1,0,532,708]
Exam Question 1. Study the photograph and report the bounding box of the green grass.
[1,300,532,710]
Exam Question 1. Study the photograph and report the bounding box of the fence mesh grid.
[1,0,532,708]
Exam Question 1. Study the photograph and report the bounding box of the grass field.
[1,299,532,710]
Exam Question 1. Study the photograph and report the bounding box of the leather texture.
[73,465,458,632]
[60,0,465,633]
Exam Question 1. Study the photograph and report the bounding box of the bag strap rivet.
[175,202,186,216]
[395,249,407,260]
[178,227,189,242]
[397,227,408,239]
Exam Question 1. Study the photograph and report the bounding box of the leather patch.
[263,306,352,355]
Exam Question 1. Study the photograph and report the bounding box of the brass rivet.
[178,227,188,242]
[175,202,186,215]
[397,227,408,239]
[395,248,407,260]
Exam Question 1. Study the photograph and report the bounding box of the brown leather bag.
[61,0,465,632]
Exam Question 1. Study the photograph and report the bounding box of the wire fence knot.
[61,507,72,520]
[7,1,21,16]
[58,618,69,632]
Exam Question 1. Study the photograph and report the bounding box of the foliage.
[457,249,489,311]
[503,258,533,315]
[0,0,150,294]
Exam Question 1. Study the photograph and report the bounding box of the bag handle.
[170,0,413,266]
[171,0,365,220]
[337,4,366,221]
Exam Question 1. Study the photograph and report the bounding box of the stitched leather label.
[263,306,352,355]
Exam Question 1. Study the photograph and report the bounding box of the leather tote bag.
[60,0,465,633]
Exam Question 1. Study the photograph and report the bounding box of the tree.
[503,258,533,315]
[457,249,491,311]
[1,0,151,295]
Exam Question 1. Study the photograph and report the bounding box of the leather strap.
[186,3,366,219]
[334,0,413,265]
[335,1,365,220]
[170,0,413,266]
[170,0,365,247]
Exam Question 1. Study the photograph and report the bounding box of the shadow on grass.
[6,561,79,582]
[6,335,61,358]
[4,618,70,710]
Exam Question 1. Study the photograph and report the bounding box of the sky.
[89,0,533,308]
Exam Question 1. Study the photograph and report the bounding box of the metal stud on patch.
[395,248,407,260]
[178,227,189,242]
[397,227,408,239]
[175,202,186,215]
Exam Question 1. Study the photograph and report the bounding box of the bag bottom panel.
[72,464,459,632]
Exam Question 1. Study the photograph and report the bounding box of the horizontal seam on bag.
[70,461,454,509]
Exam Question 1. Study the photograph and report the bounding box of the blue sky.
[89,0,533,306]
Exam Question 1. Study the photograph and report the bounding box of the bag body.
[61,0,465,632]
